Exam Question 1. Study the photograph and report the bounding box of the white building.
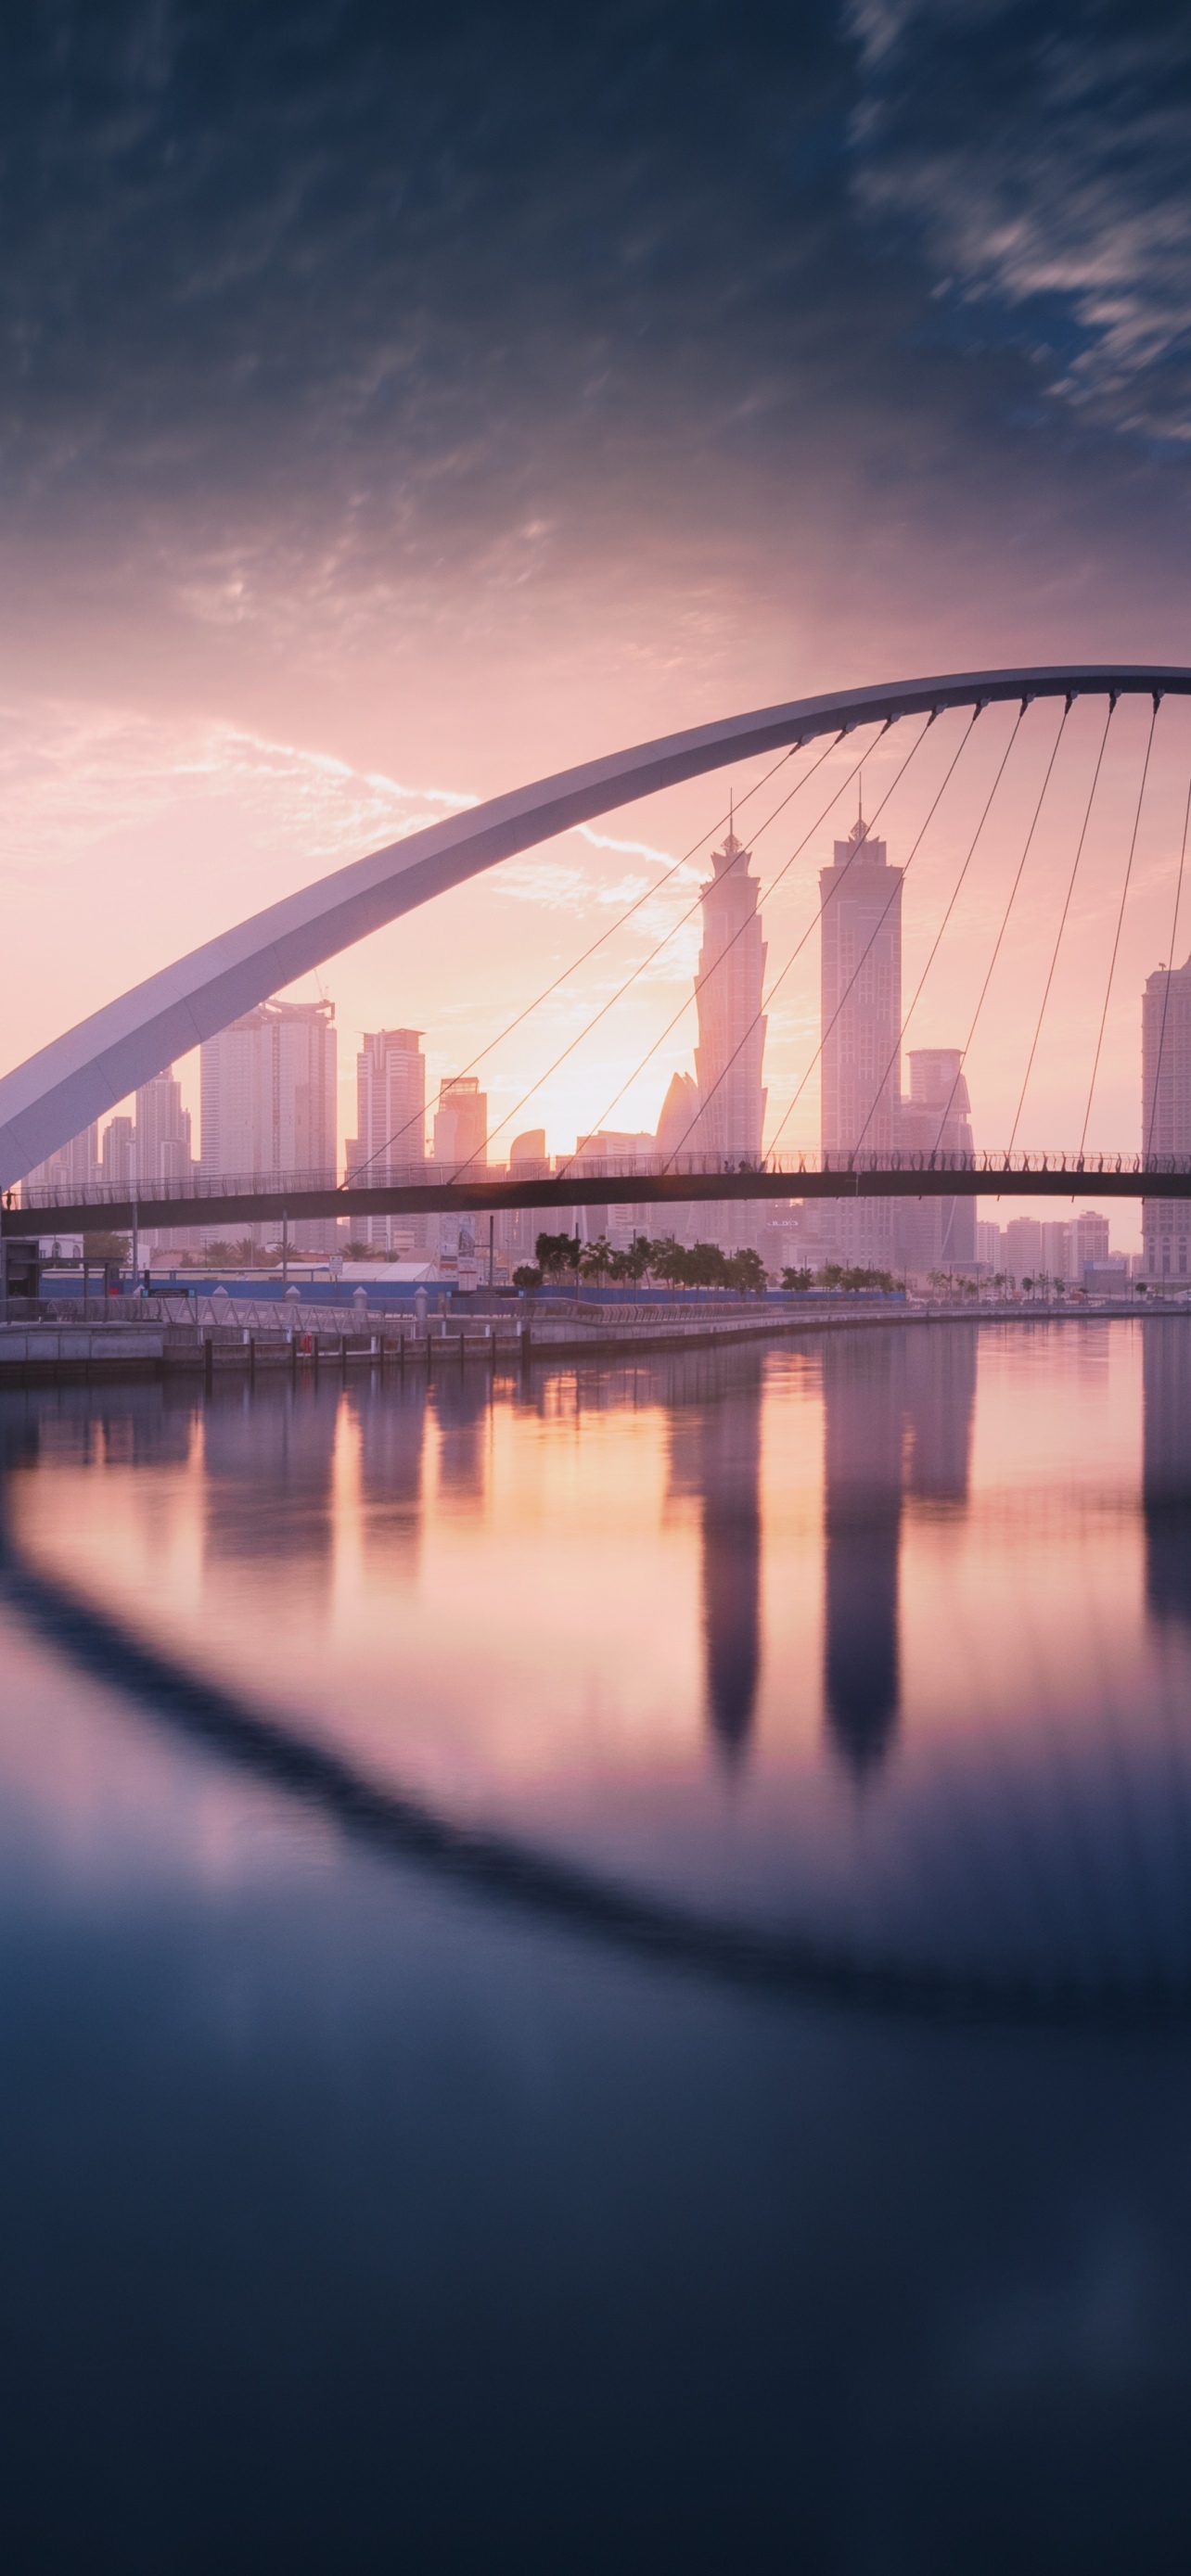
[201,998,338,1252]
[345,1028,426,1252]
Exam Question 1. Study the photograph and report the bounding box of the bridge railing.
[15,1145,1191,1213]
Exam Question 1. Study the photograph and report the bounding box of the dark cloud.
[849,0,1191,446]
[1,0,1190,627]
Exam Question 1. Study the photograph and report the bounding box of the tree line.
[515,1231,770,1295]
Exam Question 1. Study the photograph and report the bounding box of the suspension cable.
[765,705,980,1158]
[659,716,938,1170]
[1145,725,1191,1162]
[345,732,825,1184]
[929,697,1069,1153]
[548,720,931,1181]
[1079,694,1160,1158]
[462,729,878,1182]
[850,700,1028,1157]
[1008,698,1115,1154]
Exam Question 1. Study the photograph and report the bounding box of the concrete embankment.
[0,1299,893,1382]
[0,1294,1178,1384]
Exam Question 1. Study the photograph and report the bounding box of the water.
[4,1321,1191,2568]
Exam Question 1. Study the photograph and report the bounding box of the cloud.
[848,0,1191,442]
[0,699,471,880]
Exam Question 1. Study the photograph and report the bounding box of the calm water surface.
[4,1320,1191,2568]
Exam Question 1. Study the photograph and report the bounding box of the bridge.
[7,1151,1191,1244]
[2,661,1190,1219]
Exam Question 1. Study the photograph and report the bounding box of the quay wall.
[0,1296,1179,1384]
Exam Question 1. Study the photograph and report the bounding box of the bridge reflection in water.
[10,1321,1191,2021]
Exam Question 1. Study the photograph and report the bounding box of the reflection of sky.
[9,1321,1191,1993]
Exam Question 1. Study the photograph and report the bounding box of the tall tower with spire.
[819,803,903,1262]
[690,814,767,1159]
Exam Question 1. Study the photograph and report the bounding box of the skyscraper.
[345,1029,426,1249]
[692,824,767,1160]
[134,1068,192,1185]
[1142,958,1191,1280]
[433,1076,487,1169]
[133,1066,196,1253]
[100,1116,134,1190]
[820,813,902,1265]
[348,1031,426,1179]
[201,999,337,1182]
[201,997,338,1251]
[20,1120,99,1205]
[895,1047,976,1269]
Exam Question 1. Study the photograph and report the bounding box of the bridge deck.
[8,1158,1191,1236]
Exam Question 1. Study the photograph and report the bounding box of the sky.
[5,0,1191,1202]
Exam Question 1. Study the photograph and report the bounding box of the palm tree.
[579,1236,613,1288]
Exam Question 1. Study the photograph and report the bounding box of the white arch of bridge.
[2,664,1188,1192]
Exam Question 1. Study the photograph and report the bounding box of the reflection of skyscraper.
[903,1321,978,1504]
[1143,1320,1191,1624]
[202,1379,339,1600]
[347,1376,427,1575]
[823,1333,903,1772]
[698,1365,763,1764]
[665,1349,764,1763]
[822,1326,977,1775]
[432,1367,491,1506]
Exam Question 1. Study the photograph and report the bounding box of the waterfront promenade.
[0,1289,1179,1383]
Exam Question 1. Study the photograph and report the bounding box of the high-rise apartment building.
[1004,1216,1043,1279]
[895,1048,976,1270]
[201,1000,337,1181]
[692,824,767,1161]
[1041,1220,1072,1283]
[20,1120,99,1208]
[1075,1210,1110,1271]
[345,1028,426,1252]
[1142,959,1191,1279]
[821,816,902,1157]
[433,1077,487,1169]
[134,1069,192,1185]
[500,1129,549,1269]
[131,1066,197,1252]
[100,1116,135,1190]
[201,997,337,1251]
[348,1031,426,1178]
[820,814,902,1265]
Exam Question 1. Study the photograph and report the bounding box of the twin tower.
[663,809,974,1270]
